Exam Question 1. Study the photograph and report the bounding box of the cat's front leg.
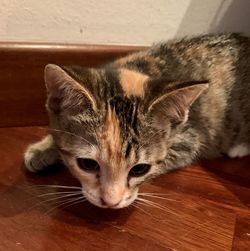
[24,134,60,172]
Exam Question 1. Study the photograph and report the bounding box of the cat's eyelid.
[129,162,151,170]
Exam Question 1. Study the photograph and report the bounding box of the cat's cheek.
[81,188,103,208]
[120,189,139,208]
[61,155,82,177]
[128,176,145,188]
[60,154,103,206]
[61,154,98,188]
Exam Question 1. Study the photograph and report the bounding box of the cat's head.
[44,64,207,209]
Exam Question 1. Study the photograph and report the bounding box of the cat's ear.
[147,83,208,129]
[44,64,97,114]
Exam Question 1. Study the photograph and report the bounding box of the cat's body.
[25,33,250,208]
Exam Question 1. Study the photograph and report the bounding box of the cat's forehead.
[98,103,141,168]
[95,66,148,97]
[96,68,145,160]
[118,68,148,97]
[93,68,146,138]
[61,66,149,157]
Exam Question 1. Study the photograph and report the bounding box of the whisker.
[133,202,168,222]
[132,203,153,217]
[137,198,178,216]
[45,196,82,207]
[29,192,84,210]
[36,191,83,198]
[138,194,179,202]
[45,196,86,214]
[60,198,87,210]
[32,185,82,190]
[24,191,82,203]
[136,200,158,208]
[139,192,173,196]
[39,192,83,203]
[21,185,82,195]
[137,198,167,209]
[136,200,169,214]
[136,200,166,213]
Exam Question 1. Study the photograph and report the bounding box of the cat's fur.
[24,33,250,208]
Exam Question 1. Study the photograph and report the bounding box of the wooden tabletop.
[0,126,249,251]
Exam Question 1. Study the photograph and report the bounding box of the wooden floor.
[0,127,250,251]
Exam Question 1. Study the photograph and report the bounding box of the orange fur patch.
[98,107,127,201]
[99,105,123,171]
[120,69,148,97]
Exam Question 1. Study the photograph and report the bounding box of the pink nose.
[101,198,121,208]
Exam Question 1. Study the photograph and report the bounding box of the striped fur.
[25,33,250,208]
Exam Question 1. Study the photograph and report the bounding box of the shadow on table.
[0,163,134,229]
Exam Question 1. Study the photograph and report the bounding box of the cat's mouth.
[82,188,138,209]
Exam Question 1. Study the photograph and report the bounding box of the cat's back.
[157,34,250,155]
[116,33,250,82]
[115,33,250,155]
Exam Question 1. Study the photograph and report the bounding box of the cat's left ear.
[147,83,209,129]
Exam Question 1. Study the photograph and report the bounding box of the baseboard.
[0,42,146,127]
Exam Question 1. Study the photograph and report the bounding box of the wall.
[0,0,249,46]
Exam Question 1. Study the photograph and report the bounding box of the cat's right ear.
[44,64,97,114]
[147,83,208,130]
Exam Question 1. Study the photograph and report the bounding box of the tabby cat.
[24,33,250,208]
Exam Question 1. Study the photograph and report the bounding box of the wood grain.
[0,126,249,251]
[0,42,146,127]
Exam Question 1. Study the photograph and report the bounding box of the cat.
[24,33,250,209]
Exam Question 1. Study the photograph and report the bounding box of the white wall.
[0,0,249,46]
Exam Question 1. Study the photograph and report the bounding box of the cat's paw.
[24,136,60,173]
[227,144,250,158]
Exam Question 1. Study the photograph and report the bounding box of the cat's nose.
[101,197,121,208]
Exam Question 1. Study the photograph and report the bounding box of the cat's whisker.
[136,200,165,213]
[138,192,173,197]
[132,203,153,216]
[36,191,83,198]
[45,196,86,214]
[24,191,82,203]
[138,193,179,202]
[136,200,170,214]
[48,128,97,149]
[32,185,82,190]
[136,199,164,210]
[38,192,84,202]
[133,202,168,222]
[21,185,59,195]
[137,197,178,216]
[44,195,83,207]
[60,197,87,210]
[137,198,169,209]
[22,184,82,194]
[28,192,84,210]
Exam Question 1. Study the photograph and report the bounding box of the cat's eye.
[129,164,151,177]
[76,158,100,172]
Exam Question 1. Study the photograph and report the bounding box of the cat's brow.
[57,147,72,156]
[125,143,132,158]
